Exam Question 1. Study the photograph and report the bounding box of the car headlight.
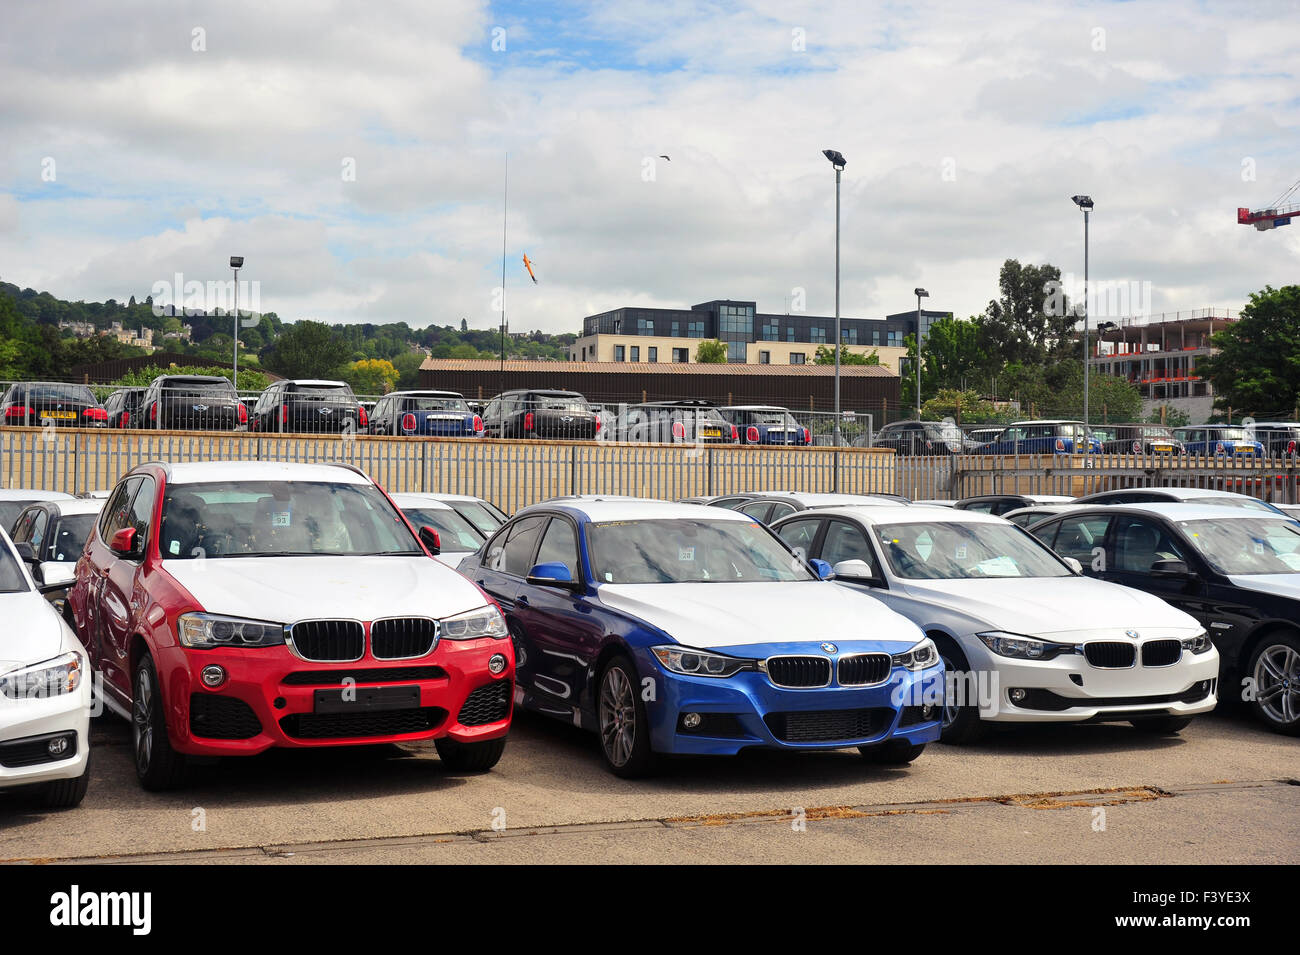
[178,612,285,649]
[653,646,753,678]
[440,604,508,640]
[1181,631,1213,654]
[976,631,1072,661]
[0,651,83,699]
[892,636,940,671]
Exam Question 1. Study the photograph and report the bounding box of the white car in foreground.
[0,528,92,808]
[772,505,1219,742]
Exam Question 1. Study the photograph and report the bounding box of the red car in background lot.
[66,460,514,790]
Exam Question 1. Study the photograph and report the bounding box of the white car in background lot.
[772,505,1220,742]
[389,493,488,569]
[0,528,92,808]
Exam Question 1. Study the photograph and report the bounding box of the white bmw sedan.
[772,505,1219,742]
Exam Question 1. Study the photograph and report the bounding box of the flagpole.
[500,153,507,396]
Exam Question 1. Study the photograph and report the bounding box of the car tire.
[1129,715,1193,734]
[596,655,655,778]
[132,653,186,791]
[860,740,925,765]
[934,638,987,744]
[35,752,91,809]
[435,736,507,772]
[1245,631,1300,736]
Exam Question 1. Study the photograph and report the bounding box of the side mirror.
[109,526,138,556]
[526,561,581,590]
[37,562,75,590]
[1150,559,1190,578]
[13,541,38,565]
[831,559,879,584]
[418,526,441,556]
[1063,556,1083,575]
[808,558,834,580]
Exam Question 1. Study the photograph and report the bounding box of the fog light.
[1009,688,1027,702]
[200,665,227,688]
[920,704,935,720]
[488,654,507,675]
[682,712,702,729]
[47,736,71,757]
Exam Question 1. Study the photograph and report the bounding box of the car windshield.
[49,514,96,561]
[872,521,1071,579]
[747,411,797,427]
[588,518,814,584]
[531,395,589,412]
[1140,427,1176,439]
[407,396,469,412]
[160,481,422,558]
[0,541,27,593]
[927,423,965,442]
[1185,496,1278,513]
[1178,518,1300,575]
[293,384,352,398]
[400,507,483,551]
[450,501,506,535]
[15,383,95,403]
[1210,428,1249,441]
[163,378,232,396]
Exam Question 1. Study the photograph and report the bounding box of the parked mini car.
[953,494,1074,517]
[771,505,1218,741]
[1091,423,1186,455]
[864,420,982,455]
[0,382,108,429]
[626,400,738,444]
[389,493,487,569]
[972,420,1101,455]
[1074,486,1290,518]
[250,379,366,434]
[1252,422,1300,457]
[1030,503,1300,735]
[0,489,75,536]
[0,526,93,808]
[101,387,147,430]
[482,389,599,441]
[140,375,246,431]
[1173,426,1265,457]
[66,460,515,789]
[369,390,482,438]
[459,497,943,776]
[719,406,812,446]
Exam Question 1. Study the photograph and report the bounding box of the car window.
[1178,517,1300,574]
[1050,514,1113,565]
[534,517,580,579]
[400,507,483,551]
[960,501,995,514]
[872,521,1070,579]
[10,509,37,543]
[1111,516,1186,574]
[821,520,875,572]
[775,518,821,554]
[49,514,96,562]
[738,501,773,522]
[587,518,814,584]
[486,515,547,576]
[28,510,49,549]
[100,478,140,541]
[0,538,28,593]
[126,477,157,555]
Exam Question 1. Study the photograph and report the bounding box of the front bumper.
[0,672,91,790]
[958,638,1220,723]
[154,637,513,756]
[633,647,943,755]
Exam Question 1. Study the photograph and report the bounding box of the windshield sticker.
[272,511,292,527]
[169,539,180,555]
[678,546,696,561]
[955,545,968,560]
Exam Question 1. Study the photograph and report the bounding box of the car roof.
[1050,502,1295,522]
[1005,419,1084,425]
[787,504,1008,526]
[284,379,348,387]
[161,461,372,486]
[0,488,75,501]
[719,405,789,411]
[1003,503,1092,518]
[425,493,493,504]
[528,497,754,523]
[746,491,909,506]
[388,390,464,398]
[33,498,105,516]
[1084,487,1259,501]
[388,493,456,509]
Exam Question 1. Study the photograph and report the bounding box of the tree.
[262,320,351,379]
[1199,285,1300,416]
[695,339,728,363]
[460,318,468,332]
[342,358,400,396]
[920,389,1013,425]
[975,259,1076,371]
[920,316,988,393]
[814,344,880,366]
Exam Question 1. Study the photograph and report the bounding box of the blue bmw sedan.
[459,497,943,777]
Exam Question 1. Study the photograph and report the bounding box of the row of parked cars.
[1,470,1297,809]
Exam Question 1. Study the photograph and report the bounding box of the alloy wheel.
[1254,644,1300,725]
[599,666,636,767]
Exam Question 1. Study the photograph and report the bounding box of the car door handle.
[516,595,529,606]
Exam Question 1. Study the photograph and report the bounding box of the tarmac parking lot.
[2,704,1296,865]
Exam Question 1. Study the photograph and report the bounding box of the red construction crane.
[1239,175,1300,230]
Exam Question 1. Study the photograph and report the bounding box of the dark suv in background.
[482,389,599,440]
[102,387,147,429]
[865,420,981,455]
[140,375,245,431]
[0,381,108,428]
[1092,423,1185,455]
[251,379,367,434]
[626,400,738,444]
[1253,422,1300,456]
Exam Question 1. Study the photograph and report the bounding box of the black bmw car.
[1031,502,1300,735]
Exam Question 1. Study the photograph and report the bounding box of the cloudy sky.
[2,0,1298,335]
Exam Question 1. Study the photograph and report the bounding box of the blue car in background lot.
[973,420,1102,455]
[1173,426,1266,457]
[459,498,943,776]
[368,390,483,437]
[719,405,812,446]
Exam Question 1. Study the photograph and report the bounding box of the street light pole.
[913,287,929,419]
[1072,195,1094,427]
[229,256,243,388]
[823,149,846,447]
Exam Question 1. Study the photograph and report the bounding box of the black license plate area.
[313,684,420,713]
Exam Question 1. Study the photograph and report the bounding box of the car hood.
[0,589,74,673]
[1227,574,1300,601]
[595,580,923,650]
[894,575,1199,638]
[163,555,488,623]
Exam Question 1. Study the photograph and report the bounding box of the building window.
[648,346,658,363]
[759,350,770,364]
[671,321,680,337]
[872,330,881,346]
[637,318,654,336]
[790,352,805,365]
[761,320,779,341]
[672,348,688,363]
[614,345,625,362]
[887,330,903,346]
[810,327,826,344]
[843,328,857,344]
[687,320,705,338]
[630,346,640,362]
[786,326,794,341]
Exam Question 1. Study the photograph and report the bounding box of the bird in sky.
[522,252,538,284]
[659,154,671,161]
